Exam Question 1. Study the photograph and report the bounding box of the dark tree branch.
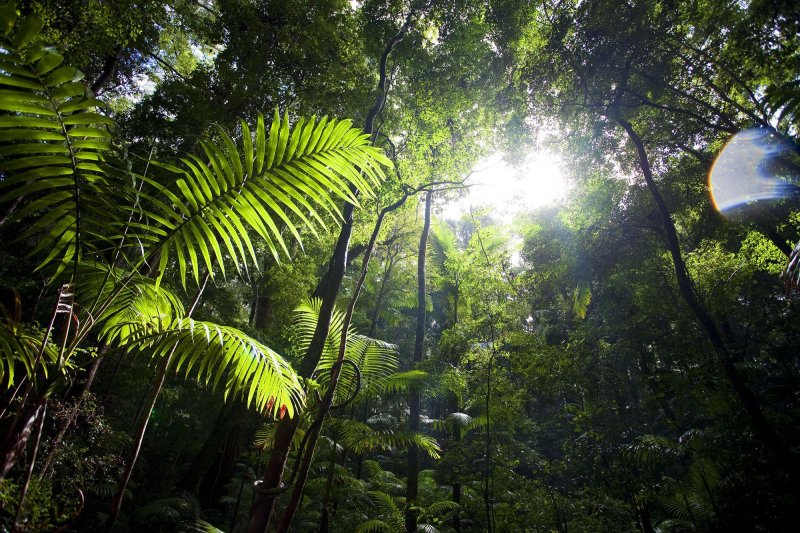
[618,117,800,497]
[91,48,122,95]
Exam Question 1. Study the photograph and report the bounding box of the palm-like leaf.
[74,263,185,344]
[367,490,405,533]
[109,318,303,418]
[423,500,459,516]
[356,519,395,533]
[0,310,56,386]
[378,370,430,395]
[133,110,392,287]
[293,298,398,403]
[0,9,115,276]
[188,520,225,533]
[428,412,472,435]
[337,418,441,459]
[765,79,800,128]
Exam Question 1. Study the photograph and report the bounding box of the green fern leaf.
[107,317,304,418]
[0,12,115,277]
[134,112,391,287]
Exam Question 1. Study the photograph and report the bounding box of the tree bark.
[276,185,415,533]
[405,191,432,533]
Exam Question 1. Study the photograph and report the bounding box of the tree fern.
[337,418,441,458]
[292,298,398,404]
[357,490,445,533]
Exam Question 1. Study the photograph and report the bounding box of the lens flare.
[709,129,799,219]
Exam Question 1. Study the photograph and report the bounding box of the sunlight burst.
[440,152,570,221]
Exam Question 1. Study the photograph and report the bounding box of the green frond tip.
[188,520,225,533]
[355,519,394,533]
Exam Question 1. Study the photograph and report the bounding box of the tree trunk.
[105,352,172,531]
[406,191,432,533]
[276,179,415,533]
[318,433,339,533]
[13,402,46,529]
[247,13,416,533]
[367,247,397,337]
[619,117,800,491]
[91,48,122,95]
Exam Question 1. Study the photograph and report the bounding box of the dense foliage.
[1,0,799,532]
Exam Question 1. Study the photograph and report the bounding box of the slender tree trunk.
[91,48,122,94]
[230,472,246,533]
[355,400,369,481]
[40,352,105,478]
[367,248,397,337]
[105,274,209,531]
[276,185,414,533]
[450,392,462,533]
[406,191,432,533]
[247,13,415,533]
[0,194,25,227]
[319,433,339,533]
[11,402,45,531]
[483,351,494,533]
[619,118,800,489]
[105,355,171,531]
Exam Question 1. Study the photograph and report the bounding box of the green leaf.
[573,282,592,319]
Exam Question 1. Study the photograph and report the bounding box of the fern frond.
[378,370,429,394]
[0,311,56,385]
[344,423,440,459]
[74,263,184,344]
[294,298,398,404]
[135,110,391,287]
[110,318,303,417]
[424,500,459,516]
[355,519,395,533]
[0,9,116,277]
[367,490,405,533]
[621,434,682,468]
